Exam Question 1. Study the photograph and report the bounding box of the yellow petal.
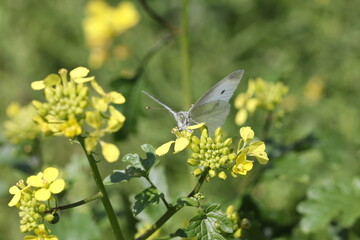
[155,141,175,156]
[108,91,126,104]
[43,167,59,182]
[49,179,65,194]
[31,80,45,90]
[187,122,205,130]
[100,141,120,163]
[27,175,44,187]
[70,67,90,79]
[253,151,269,165]
[85,136,98,153]
[234,93,246,109]
[109,106,126,122]
[174,137,190,153]
[8,192,21,207]
[9,186,20,194]
[92,96,108,112]
[249,141,266,153]
[240,126,254,143]
[43,74,61,87]
[235,109,248,126]
[35,188,52,201]
[86,111,103,129]
[91,80,106,96]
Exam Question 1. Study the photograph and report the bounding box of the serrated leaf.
[141,144,156,154]
[141,152,156,172]
[298,177,360,233]
[132,187,164,216]
[184,204,233,239]
[122,153,143,169]
[103,166,145,185]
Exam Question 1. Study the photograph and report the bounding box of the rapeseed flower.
[31,67,126,162]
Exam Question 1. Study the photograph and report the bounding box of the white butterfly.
[142,70,244,134]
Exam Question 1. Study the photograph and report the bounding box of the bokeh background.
[1,0,360,239]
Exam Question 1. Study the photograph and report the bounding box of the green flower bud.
[218,171,227,180]
[214,127,223,138]
[209,169,216,177]
[44,213,55,223]
[224,138,232,147]
[191,143,200,153]
[191,135,200,144]
[221,147,230,155]
[193,168,203,176]
[187,158,199,166]
[228,153,237,161]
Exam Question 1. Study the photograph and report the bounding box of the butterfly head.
[175,111,190,131]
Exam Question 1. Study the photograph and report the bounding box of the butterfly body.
[143,70,244,134]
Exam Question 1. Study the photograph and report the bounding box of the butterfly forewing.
[189,70,244,110]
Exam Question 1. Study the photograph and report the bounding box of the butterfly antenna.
[141,91,177,116]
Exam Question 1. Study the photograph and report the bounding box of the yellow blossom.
[235,77,288,125]
[26,167,65,201]
[83,0,140,68]
[100,141,120,163]
[155,123,204,156]
[24,224,58,240]
[232,153,253,176]
[4,102,41,144]
[8,180,28,207]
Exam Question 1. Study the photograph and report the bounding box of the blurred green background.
[1,0,360,239]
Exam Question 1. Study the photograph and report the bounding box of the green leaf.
[141,144,156,154]
[103,166,145,185]
[141,152,156,172]
[183,203,233,239]
[298,177,360,233]
[132,187,164,216]
[122,153,143,169]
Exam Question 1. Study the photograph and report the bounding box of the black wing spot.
[220,90,225,94]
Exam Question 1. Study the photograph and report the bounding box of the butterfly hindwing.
[190,100,230,135]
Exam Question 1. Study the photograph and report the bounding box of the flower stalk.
[135,170,209,240]
[77,136,124,240]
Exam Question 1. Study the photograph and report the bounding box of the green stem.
[180,0,191,109]
[46,192,103,213]
[135,170,208,240]
[145,176,172,209]
[262,111,273,141]
[77,136,124,240]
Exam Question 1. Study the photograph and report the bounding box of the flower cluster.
[156,124,269,180]
[234,77,288,125]
[31,67,126,162]
[8,167,65,240]
[226,205,242,238]
[3,102,41,144]
[83,0,140,68]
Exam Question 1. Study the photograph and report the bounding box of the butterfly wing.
[190,100,230,135]
[190,70,244,110]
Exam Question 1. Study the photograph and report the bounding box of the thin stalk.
[262,111,273,141]
[77,136,124,240]
[46,192,103,213]
[145,176,172,210]
[180,0,191,109]
[135,170,208,240]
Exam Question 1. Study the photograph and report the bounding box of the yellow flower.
[235,78,288,125]
[3,102,41,144]
[24,224,58,240]
[26,167,65,201]
[8,180,28,207]
[155,123,204,156]
[83,0,140,68]
[232,153,253,176]
[239,126,254,143]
